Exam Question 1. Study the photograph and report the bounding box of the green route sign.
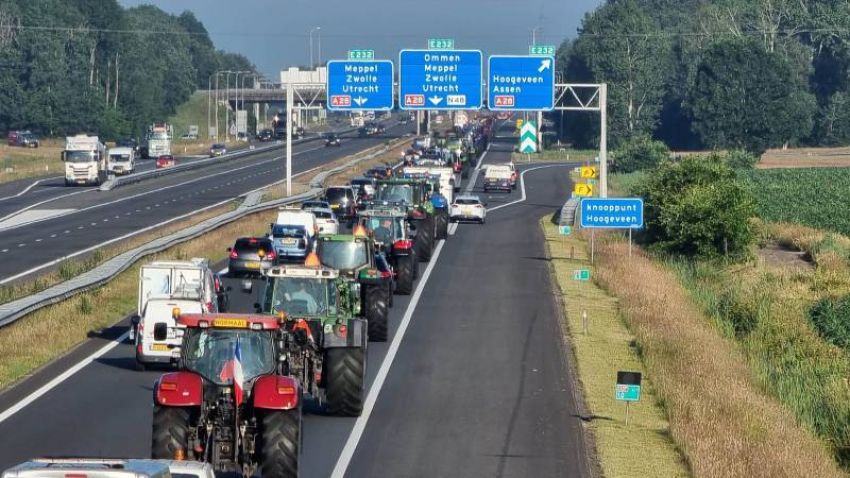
[559,225,572,236]
[520,120,538,154]
[348,49,375,60]
[615,371,642,402]
[428,38,455,50]
[573,269,590,281]
[529,44,556,56]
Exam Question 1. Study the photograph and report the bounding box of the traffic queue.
[1,117,496,478]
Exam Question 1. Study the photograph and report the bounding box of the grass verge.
[0,138,406,390]
[542,216,689,478]
[588,231,844,477]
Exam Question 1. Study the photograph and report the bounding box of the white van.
[107,146,136,175]
[132,258,221,370]
[2,458,171,478]
[403,166,456,204]
[271,207,318,261]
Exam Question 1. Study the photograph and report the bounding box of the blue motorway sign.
[580,198,644,229]
[488,55,555,111]
[327,60,394,111]
[399,49,482,110]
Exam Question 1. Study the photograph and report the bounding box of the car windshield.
[264,277,336,316]
[235,238,273,252]
[271,225,305,238]
[212,144,224,149]
[325,188,350,202]
[360,216,402,242]
[110,154,130,161]
[313,210,333,219]
[150,132,169,140]
[317,240,369,270]
[64,151,95,163]
[182,328,275,386]
[455,198,481,205]
[377,184,413,203]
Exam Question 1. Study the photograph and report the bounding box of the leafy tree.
[688,39,815,155]
[634,156,756,258]
[611,135,669,173]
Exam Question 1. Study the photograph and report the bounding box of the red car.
[156,155,175,169]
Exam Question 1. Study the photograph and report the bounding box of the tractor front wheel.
[325,347,365,417]
[416,217,434,262]
[259,409,301,478]
[365,285,389,342]
[151,406,191,459]
[435,209,449,240]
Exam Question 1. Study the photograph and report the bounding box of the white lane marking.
[218,267,228,275]
[0,177,63,202]
[0,331,129,425]
[34,239,41,243]
[448,222,458,235]
[330,239,447,478]
[1,249,7,253]
[50,234,56,238]
[0,161,324,285]
[0,189,93,225]
[486,164,567,213]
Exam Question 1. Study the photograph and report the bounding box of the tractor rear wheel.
[435,209,449,240]
[365,285,389,342]
[151,406,190,459]
[259,409,301,478]
[325,347,365,417]
[395,255,415,295]
[416,217,434,262]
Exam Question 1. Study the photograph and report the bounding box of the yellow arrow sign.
[574,183,594,197]
[580,166,598,179]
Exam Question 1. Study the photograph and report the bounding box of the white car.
[307,206,340,235]
[450,194,487,224]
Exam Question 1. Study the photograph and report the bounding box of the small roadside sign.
[580,166,598,179]
[529,45,556,56]
[428,38,455,49]
[573,269,590,281]
[574,183,593,197]
[558,225,572,236]
[348,49,375,60]
[580,198,644,229]
[615,371,642,402]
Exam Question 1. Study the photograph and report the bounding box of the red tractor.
[151,312,301,478]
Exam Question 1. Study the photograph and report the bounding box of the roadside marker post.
[616,371,642,425]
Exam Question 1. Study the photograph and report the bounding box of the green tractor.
[314,230,393,342]
[369,178,437,262]
[356,207,419,295]
[254,262,367,417]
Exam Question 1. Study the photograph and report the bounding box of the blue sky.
[119,0,603,78]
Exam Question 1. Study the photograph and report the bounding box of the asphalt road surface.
[0,127,589,477]
[0,123,411,283]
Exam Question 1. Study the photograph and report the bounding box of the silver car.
[450,194,487,224]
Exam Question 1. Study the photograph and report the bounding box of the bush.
[635,156,756,258]
[719,149,759,169]
[611,136,670,173]
[809,296,850,350]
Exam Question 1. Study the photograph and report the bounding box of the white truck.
[143,122,173,159]
[403,166,457,204]
[107,146,136,175]
[63,134,108,186]
[131,258,223,370]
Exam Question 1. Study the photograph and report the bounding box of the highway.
[0,126,590,477]
[0,123,412,284]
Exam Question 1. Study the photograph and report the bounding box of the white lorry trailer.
[63,134,108,186]
[131,258,222,370]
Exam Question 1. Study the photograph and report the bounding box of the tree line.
[557,0,850,154]
[0,0,255,139]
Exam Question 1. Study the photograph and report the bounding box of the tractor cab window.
[183,329,275,386]
[377,184,413,203]
[316,240,369,270]
[265,277,336,316]
[360,216,403,242]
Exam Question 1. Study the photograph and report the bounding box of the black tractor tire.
[395,255,415,295]
[416,217,434,262]
[151,406,191,459]
[325,347,366,417]
[461,165,470,179]
[365,285,389,342]
[435,209,449,240]
[259,409,301,478]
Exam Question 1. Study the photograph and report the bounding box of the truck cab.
[63,135,108,186]
[107,146,136,175]
[132,258,223,370]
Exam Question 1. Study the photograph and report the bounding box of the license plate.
[150,344,169,352]
[245,261,260,269]
[331,204,340,209]
[214,318,247,328]
[282,238,297,245]
[462,207,473,215]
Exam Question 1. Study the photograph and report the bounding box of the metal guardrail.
[560,198,581,226]
[0,140,396,328]
[100,128,357,191]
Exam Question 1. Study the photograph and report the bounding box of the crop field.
[741,168,850,236]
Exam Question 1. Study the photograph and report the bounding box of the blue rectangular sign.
[580,198,644,229]
[399,49,483,110]
[327,60,394,111]
[488,55,555,111]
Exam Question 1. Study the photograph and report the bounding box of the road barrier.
[0,140,397,328]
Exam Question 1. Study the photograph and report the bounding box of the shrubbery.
[611,136,670,173]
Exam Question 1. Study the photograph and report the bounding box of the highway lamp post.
[207,75,212,140]
[309,27,320,68]
[224,71,235,143]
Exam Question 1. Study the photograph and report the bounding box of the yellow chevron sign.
[574,183,594,197]
[580,166,598,179]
